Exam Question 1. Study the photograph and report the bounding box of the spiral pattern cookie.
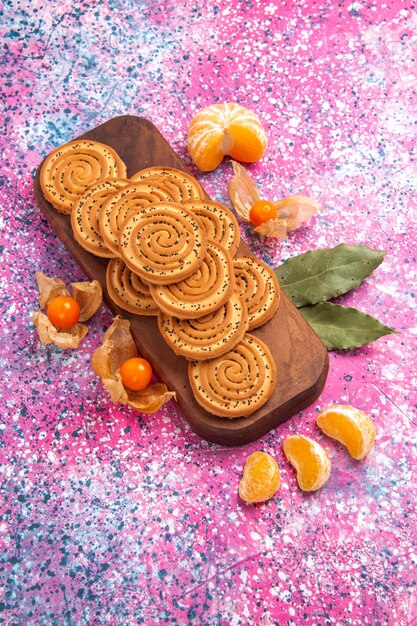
[106,258,159,315]
[150,241,235,319]
[119,202,208,284]
[188,333,277,418]
[131,166,206,202]
[40,139,127,214]
[71,178,130,257]
[99,182,174,256]
[233,255,280,330]
[183,200,240,256]
[158,293,248,360]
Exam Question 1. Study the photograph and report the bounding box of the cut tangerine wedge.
[238,451,280,503]
[316,404,376,460]
[283,435,331,492]
[187,102,267,172]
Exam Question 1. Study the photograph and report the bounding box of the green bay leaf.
[275,244,385,307]
[298,302,397,350]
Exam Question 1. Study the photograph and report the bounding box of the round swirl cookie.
[130,166,206,202]
[40,139,127,214]
[71,178,130,258]
[106,257,159,315]
[188,333,277,418]
[119,202,208,285]
[99,181,174,257]
[233,255,280,330]
[158,293,248,359]
[183,200,240,257]
[150,241,235,319]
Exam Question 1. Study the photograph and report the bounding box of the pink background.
[1,1,416,624]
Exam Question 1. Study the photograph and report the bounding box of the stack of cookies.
[40,139,281,419]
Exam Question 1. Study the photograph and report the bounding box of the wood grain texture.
[33,115,329,446]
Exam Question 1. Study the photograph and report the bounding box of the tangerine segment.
[187,102,267,172]
[283,435,331,492]
[316,405,376,460]
[238,451,280,503]
[226,124,266,162]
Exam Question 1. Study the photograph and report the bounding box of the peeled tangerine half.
[316,404,376,460]
[238,451,281,504]
[187,102,267,172]
[283,435,331,492]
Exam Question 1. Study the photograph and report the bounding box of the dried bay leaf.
[299,302,397,350]
[276,244,386,307]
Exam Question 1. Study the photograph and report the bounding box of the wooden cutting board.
[33,115,329,446]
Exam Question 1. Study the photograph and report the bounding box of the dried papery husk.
[91,316,176,413]
[274,195,322,231]
[126,383,177,414]
[227,160,260,221]
[33,311,89,349]
[253,219,288,239]
[71,280,103,322]
[36,271,68,308]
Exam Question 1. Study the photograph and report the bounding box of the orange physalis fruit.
[238,451,280,503]
[47,295,81,329]
[249,200,277,226]
[316,404,376,460]
[283,435,331,492]
[187,102,267,172]
[120,357,153,391]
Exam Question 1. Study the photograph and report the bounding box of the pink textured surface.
[1,1,416,624]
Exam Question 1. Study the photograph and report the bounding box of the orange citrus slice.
[238,451,280,503]
[187,102,267,172]
[316,404,376,460]
[283,435,331,492]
